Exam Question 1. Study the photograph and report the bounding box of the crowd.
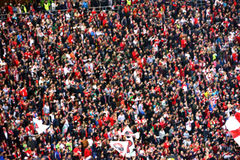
[0,0,240,159]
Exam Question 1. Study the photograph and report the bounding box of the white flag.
[33,118,49,134]
[121,125,140,139]
[122,126,134,135]
[110,141,128,156]
[125,136,136,157]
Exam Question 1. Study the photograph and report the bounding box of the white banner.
[121,125,140,139]
[33,118,49,134]
[110,126,140,157]
[110,141,128,156]
[121,126,138,157]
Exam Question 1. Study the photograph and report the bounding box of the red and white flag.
[125,136,136,157]
[121,126,140,139]
[225,112,240,146]
[110,141,128,156]
[121,126,133,136]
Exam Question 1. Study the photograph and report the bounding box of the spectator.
[82,0,88,9]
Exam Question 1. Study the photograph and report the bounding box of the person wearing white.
[118,112,125,122]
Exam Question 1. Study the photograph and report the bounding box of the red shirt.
[236,35,240,44]
[68,35,73,44]
[109,117,116,126]
[181,39,187,48]
[103,133,108,139]
[232,52,238,61]
[163,141,170,149]
[120,42,125,50]
[103,19,107,27]
[132,51,139,60]
[84,148,92,158]
[159,121,166,128]
[8,5,13,15]
[116,23,122,30]
[73,147,81,156]
[20,88,28,97]
[24,52,32,59]
[237,75,240,81]
[98,12,106,21]
[98,119,103,127]
[91,10,96,15]
[112,36,117,42]
[194,18,198,25]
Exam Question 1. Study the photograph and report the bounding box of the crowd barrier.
[0,5,120,20]
[0,0,205,20]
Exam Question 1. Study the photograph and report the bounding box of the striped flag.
[225,112,240,146]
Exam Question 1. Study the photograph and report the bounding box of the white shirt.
[186,120,192,131]
[118,114,125,122]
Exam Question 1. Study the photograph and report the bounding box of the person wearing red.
[181,38,187,49]
[84,146,92,160]
[20,86,28,99]
[8,4,13,15]
[73,145,82,158]
[132,49,139,60]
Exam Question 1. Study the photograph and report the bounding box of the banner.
[121,126,140,139]
[125,136,136,157]
[122,126,133,135]
[225,112,240,146]
[110,141,128,156]
[121,126,138,157]
[110,126,140,157]
[33,118,49,134]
